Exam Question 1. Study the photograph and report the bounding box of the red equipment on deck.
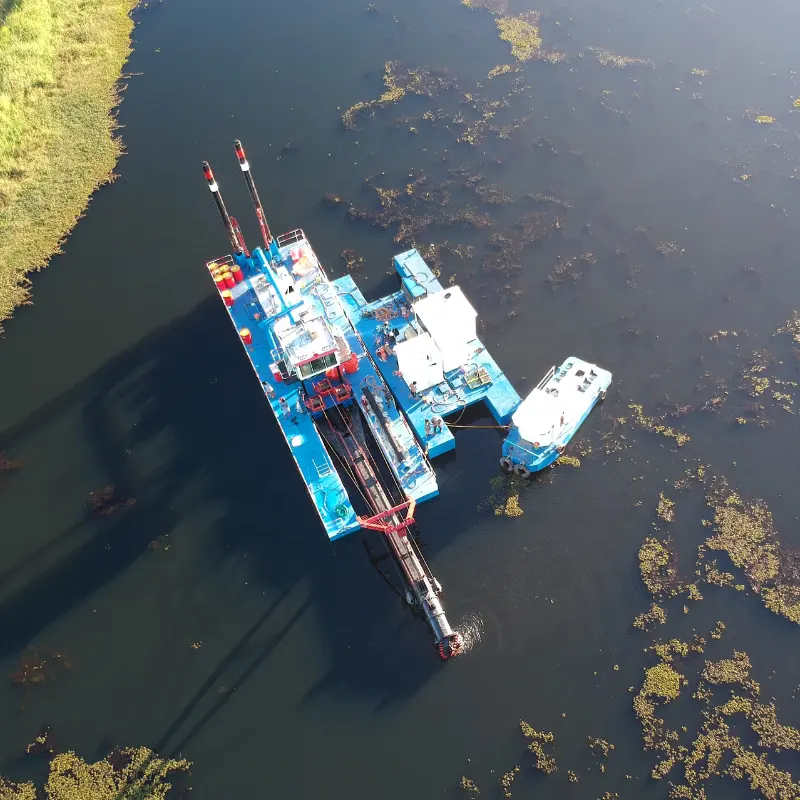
[357,498,416,535]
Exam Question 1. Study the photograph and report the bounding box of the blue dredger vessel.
[201,142,610,659]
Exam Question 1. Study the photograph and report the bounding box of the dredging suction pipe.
[421,591,462,659]
[233,140,273,249]
[202,161,241,254]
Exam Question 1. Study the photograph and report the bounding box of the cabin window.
[297,352,338,379]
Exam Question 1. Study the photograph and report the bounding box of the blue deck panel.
[393,249,443,299]
[221,265,360,541]
[333,274,522,459]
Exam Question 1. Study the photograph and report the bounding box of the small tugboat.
[500,357,611,476]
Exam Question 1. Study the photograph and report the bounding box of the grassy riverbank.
[0,0,137,329]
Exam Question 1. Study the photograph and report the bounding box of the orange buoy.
[231,264,244,283]
[223,272,236,289]
[240,328,252,345]
[342,352,359,374]
[325,367,339,381]
[214,273,227,291]
[222,290,234,307]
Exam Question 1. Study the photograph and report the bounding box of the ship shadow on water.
[0,297,442,749]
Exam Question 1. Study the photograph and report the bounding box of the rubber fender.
[499,456,514,473]
[514,463,531,479]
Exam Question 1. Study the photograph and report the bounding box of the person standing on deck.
[424,418,432,438]
[431,415,443,435]
[410,381,418,398]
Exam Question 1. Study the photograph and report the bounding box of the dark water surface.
[2,0,800,796]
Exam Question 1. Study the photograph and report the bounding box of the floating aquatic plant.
[657,493,676,523]
[10,647,70,687]
[498,767,519,798]
[701,480,800,623]
[459,776,481,795]
[496,13,541,61]
[652,639,690,663]
[26,726,56,756]
[87,485,136,516]
[557,454,581,468]
[546,253,597,288]
[0,778,37,800]
[686,583,703,601]
[45,747,190,800]
[628,404,691,446]
[478,475,525,517]
[342,62,457,129]
[487,64,519,80]
[588,736,615,760]
[340,249,365,272]
[520,722,557,774]
[674,464,707,490]
[461,0,508,12]
[588,47,653,68]
[639,536,684,597]
[643,663,684,701]
[655,240,683,257]
[776,310,800,345]
[633,603,667,631]
[702,651,752,686]
[493,12,565,63]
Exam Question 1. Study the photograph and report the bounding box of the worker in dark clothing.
[409,380,418,398]
[431,415,443,434]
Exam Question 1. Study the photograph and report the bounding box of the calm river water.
[2,0,800,797]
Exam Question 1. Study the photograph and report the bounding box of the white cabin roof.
[275,312,336,367]
[394,331,445,392]
[512,389,563,446]
[414,286,476,333]
[413,287,477,372]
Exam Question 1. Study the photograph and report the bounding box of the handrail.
[277,228,306,247]
[536,365,556,391]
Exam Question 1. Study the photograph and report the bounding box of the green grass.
[0,0,137,329]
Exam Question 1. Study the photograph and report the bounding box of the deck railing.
[277,229,306,248]
[535,365,556,391]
